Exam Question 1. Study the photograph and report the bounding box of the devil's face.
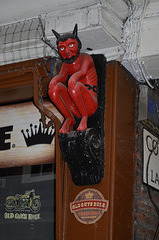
[58,38,79,64]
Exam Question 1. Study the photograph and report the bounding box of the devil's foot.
[77,116,88,132]
[59,118,75,134]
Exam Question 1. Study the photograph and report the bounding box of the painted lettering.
[4,212,14,219]
[151,170,155,183]
[28,214,40,220]
[151,170,159,185]
[0,126,13,151]
[155,172,159,184]
[102,202,106,208]
[15,213,27,220]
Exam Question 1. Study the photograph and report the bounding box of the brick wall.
[134,122,159,240]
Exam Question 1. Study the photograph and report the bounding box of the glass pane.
[0,164,55,240]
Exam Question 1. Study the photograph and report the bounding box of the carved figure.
[48,24,98,134]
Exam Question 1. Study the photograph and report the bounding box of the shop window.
[0,165,55,240]
[0,100,56,240]
[22,164,56,183]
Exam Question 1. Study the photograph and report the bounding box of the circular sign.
[70,188,109,224]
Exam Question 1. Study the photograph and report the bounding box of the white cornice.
[0,2,124,66]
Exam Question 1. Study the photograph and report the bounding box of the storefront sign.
[70,188,109,224]
[143,129,159,190]
[0,101,62,168]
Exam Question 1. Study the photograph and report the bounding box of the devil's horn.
[73,24,78,38]
[52,29,61,39]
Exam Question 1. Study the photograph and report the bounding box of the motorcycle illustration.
[5,189,41,213]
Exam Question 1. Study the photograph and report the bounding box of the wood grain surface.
[0,100,63,168]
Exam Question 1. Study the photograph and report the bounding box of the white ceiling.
[1,0,158,26]
[1,0,159,87]
[0,0,123,66]
[0,0,100,25]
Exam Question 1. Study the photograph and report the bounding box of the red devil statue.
[48,24,98,134]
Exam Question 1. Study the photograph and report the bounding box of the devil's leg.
[49,83,81,133]
[68,82,98,131]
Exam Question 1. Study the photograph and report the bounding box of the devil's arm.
[49,63,68,88]
[68,54,93,88]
